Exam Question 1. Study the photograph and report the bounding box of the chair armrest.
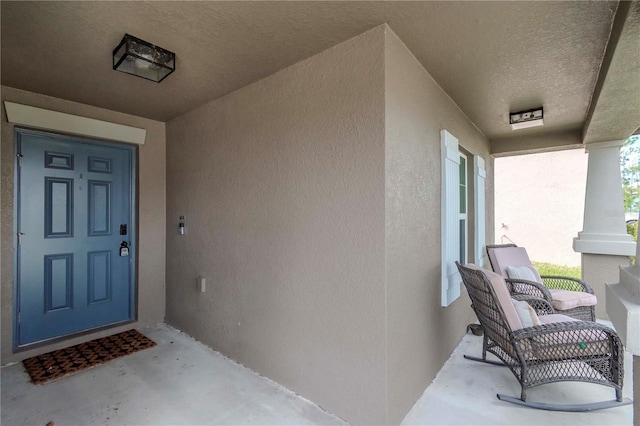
[540,275,594,294]
[505,278,554,302]
[511,294,555,316]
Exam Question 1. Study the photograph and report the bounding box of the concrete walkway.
[1,323,633,425]
[1,324,344,425]
[402,326,633,425]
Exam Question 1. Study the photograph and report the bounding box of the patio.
[1,322,632,425]
[2,2,640,424]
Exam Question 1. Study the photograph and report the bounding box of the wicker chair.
[486,244,596,321]
[456,262,631,411]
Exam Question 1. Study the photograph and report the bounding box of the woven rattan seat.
[456,262,631,411]
[486,244,596,321]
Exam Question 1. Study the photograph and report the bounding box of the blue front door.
[15,129,136,347]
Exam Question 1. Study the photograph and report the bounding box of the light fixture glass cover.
[113,34,175,83]
[509,107,544,130]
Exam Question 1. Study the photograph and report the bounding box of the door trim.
[13,128,138,350]
[4,102,146,144]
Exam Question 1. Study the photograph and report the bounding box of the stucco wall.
[583,253,629,320]
[384,29,491,424]
[635,356,639,423]
[165,27,387,424]
[494,148,587,267]
[1,86,166,363]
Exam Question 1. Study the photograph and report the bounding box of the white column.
[573,140,635,256]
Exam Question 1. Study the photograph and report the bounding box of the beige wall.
[583,253,630,320]
[166,25,492,425]
[2,24,494,424]
[494,149,588,267]
[1,86,166,363]
[635,356,639,423]
[166,27,387,424]
[384,29,490,424]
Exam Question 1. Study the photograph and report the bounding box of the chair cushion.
[537,314,607,342]
[465,264,523,331]
[548,289,598,310]
[538,314,580,325]
[506,265,540,282]
[512,313,610,360]
[488,247,542,283]
[512,298,540,328]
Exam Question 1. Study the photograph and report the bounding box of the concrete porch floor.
[1,323,633,425]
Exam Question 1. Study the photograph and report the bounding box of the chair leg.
[482,335,489,360]
[463,354,507,366]
[463,334,509,366]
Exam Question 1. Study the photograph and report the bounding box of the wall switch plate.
[197,276,206,293]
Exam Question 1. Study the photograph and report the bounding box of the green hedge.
[627,220,637,265]
[627,220,638,241]
[531,262,582,291]
[531,261,581,279]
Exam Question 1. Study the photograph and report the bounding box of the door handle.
[119,241,130,257]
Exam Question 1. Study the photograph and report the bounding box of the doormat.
[22,329,156,385]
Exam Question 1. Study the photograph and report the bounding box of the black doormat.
[22,329,156,385]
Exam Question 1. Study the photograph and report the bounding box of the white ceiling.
[1,1,637,143]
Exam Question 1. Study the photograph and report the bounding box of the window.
[441,130,486,306]
[474,156,486,265]
[459,153,468,264]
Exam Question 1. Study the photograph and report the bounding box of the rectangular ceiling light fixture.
[113,34,175,83]
[509,107,544,130]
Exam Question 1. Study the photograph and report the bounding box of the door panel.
[15,130,135,347]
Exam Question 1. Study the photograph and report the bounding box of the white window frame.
[474,155,486,266]
[441,130,487,306]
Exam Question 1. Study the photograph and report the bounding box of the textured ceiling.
[0,1,621,140]
[583,0,640,144]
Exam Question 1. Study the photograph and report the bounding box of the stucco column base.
[607,279,639,424]
[582,253,630,320]
[606,209,640,426]
[607,270,640,354]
